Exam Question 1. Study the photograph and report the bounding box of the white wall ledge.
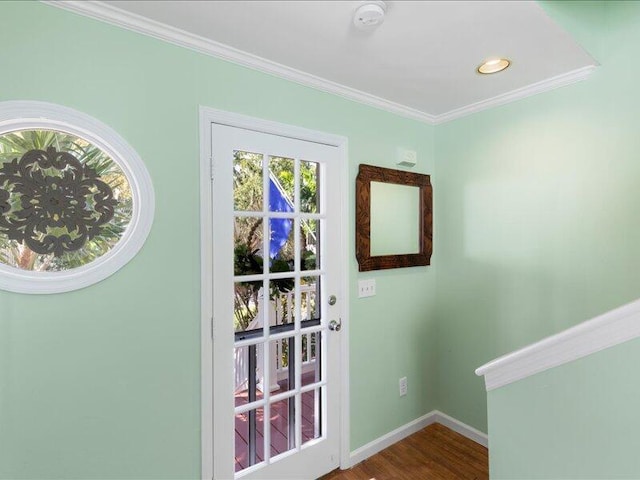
[476,297,640,391]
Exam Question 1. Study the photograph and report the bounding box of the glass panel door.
[211,123,343,479]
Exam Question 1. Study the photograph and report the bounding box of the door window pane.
[234,216,264,277]
[300,218,319,271]
[233,151,263,212]
[268,279,295,329]
[301,276,320,323]
[300,160,319,214]
[234,345,261,407]
[301,331,322,387]
[268,217,294,273]
[271,336,295,394]
[302,388,322,445]
[270,398,296,456]
[268,156,295,212]
[235,406,265,472]
[234,281,263,334]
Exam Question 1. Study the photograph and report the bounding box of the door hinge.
[211,316,214,340]
[209,157,214,180]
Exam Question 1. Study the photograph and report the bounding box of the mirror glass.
[370,181,420,256]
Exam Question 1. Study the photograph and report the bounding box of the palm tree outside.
[0,129,132,271]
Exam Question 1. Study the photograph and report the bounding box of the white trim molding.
[432,411,489,448]
[42,0,436,125]
[349,413,434,467]
[476,297,640,391]
[349,410,488,467]
[198,107,214,480]
[43,1,597,126]
[433,65,597,124]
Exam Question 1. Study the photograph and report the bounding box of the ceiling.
[51,1,597,124]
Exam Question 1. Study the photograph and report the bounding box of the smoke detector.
[353,1,387,30]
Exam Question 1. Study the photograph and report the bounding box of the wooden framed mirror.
[355,164,432,271]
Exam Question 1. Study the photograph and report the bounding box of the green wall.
[7,0,640,478]
[475,6,640,474]
[0,2,436,478]
[488,335,640,478]
[435,0,640,449]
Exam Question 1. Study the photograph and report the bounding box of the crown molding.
[42,1,596,126]
[433,65,597,124]
[41,0,437,125]
[476,297,640,391]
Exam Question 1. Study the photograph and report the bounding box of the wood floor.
[321,423,488,480]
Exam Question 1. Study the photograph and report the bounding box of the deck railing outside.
[235,285,318,393]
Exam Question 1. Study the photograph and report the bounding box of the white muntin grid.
[233,152,327,474]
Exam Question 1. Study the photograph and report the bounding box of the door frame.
[199,107,350,479]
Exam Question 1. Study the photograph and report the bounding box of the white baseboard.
[348,410,488,467]
[432,411,489,448]
[349,412,435,466]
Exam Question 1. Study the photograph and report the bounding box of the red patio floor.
[235,372,320,472]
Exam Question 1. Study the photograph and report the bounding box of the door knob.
[328,320,342,332]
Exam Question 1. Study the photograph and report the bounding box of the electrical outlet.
[358,278,376,298]
[399,376,408,397]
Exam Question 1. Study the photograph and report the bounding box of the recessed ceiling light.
[477,58,511,75]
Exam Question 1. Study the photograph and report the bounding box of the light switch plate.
[358,279,376,298]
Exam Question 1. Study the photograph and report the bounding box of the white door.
[208,122,345,479]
